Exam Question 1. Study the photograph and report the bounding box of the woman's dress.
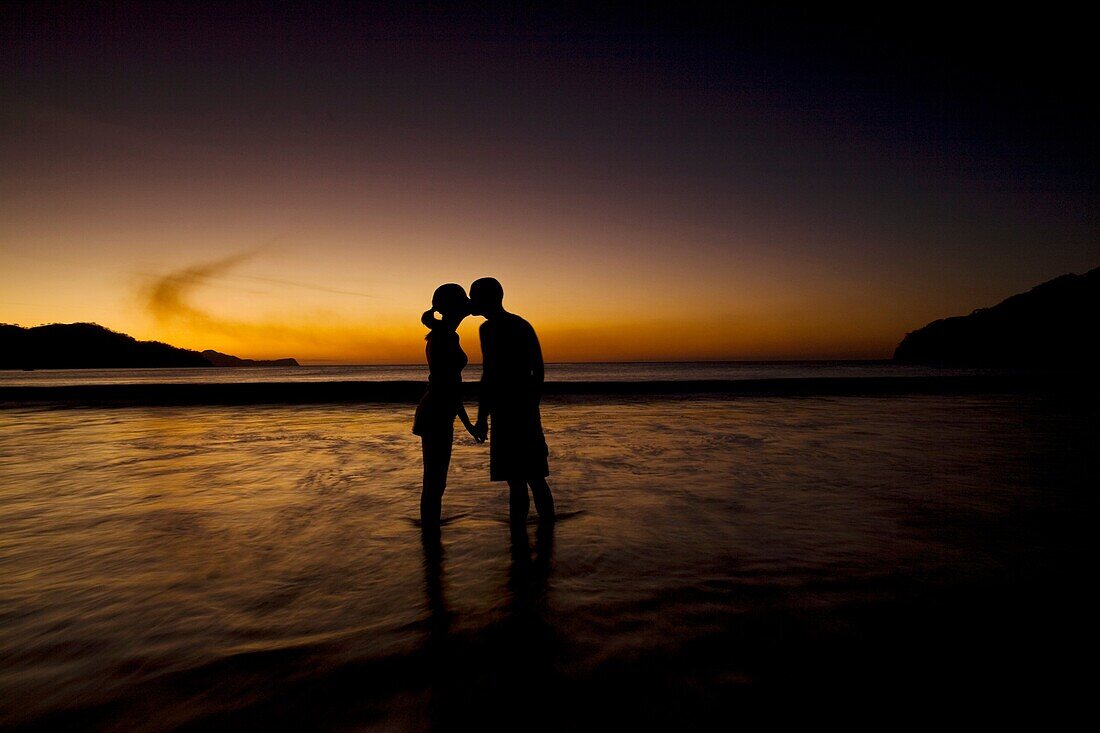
[412,330,467,438]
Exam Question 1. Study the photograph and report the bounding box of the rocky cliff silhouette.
[0,323,298,369]
[894,266,1099,365]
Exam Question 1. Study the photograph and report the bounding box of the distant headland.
[895,266,1099,366]
[200,350,299,367]
[0,323,299,369]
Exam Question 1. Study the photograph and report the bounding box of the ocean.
[0,363,1095,728]
[0,360,1011,387]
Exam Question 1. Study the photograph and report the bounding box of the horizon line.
[294,358,897,366]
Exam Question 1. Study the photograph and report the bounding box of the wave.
[1,373,1091,406]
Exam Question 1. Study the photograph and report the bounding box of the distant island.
[895,266,1099,366]
[201,350,299,367]
[0,323,299,369]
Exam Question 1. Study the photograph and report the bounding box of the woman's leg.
[421,428,453,526]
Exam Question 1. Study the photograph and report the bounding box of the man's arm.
[474,323,491,438]
[530,326,544,389]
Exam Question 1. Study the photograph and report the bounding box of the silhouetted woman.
[413,284,481,527]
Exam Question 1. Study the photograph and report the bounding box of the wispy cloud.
[139,252,405,360]
[142,250,343,345]
[145,251,260,329]
[232,274,378,299]
[142,251,376,322]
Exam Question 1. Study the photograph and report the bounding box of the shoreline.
[1,374,1093,407]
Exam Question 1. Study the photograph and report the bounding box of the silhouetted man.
[470,277,555,524]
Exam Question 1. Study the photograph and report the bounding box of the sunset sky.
[2,2,1096,363]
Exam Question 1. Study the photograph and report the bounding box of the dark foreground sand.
[0,389,1096,728]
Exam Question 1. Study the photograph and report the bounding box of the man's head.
[469,277,504,316]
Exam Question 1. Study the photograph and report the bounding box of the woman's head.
[422,283,471,330]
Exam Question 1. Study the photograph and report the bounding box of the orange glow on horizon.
[0,241,933,363]
[0,239,1045,365]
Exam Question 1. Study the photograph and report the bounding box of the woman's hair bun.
[432,283,470,315]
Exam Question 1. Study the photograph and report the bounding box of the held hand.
[466,422,486,444]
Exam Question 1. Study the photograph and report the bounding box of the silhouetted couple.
[412,277,554,528]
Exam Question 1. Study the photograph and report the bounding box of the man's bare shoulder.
[506,312,535,331]
[517,316,539,342]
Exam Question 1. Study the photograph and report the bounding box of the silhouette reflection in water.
[418,522,558,730]
[420,527,450,643]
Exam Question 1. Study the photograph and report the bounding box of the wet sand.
[0,393,1096,728]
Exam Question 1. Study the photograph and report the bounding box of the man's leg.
[507,478,529,524]
[529,476,555,521]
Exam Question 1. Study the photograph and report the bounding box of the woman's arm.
[457,402,482,442]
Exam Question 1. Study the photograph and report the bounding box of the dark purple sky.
[2,2,1096,360]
